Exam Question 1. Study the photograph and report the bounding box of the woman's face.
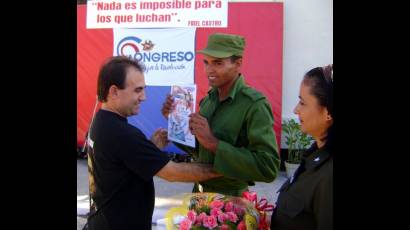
[294,82,333,139]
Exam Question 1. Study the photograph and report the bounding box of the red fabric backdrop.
[77,2,283,148]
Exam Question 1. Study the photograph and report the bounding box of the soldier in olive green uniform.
[270,65,333,230]
[162,33,280,196]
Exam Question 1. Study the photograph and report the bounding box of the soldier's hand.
[189,113,218,153]
[161,94,175,119]
[151,128,169,149]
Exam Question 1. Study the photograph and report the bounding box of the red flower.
[203,215,218,229]
[195,212,207,225]
[187,210,197,222]
[224,201,234,212]
[179,218,192,230]
[237,220,246,230]
[210,208,222,217]
[218,213,229,223]
[226,211,239,223]
[210,199,224,210]
[234,206,245,216]
[220,224,230,230]
[243,191,257,203]
[173,193,272,229]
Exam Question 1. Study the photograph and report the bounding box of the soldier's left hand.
[189,113,218,153]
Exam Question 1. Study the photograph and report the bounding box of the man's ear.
[108,85,119,99]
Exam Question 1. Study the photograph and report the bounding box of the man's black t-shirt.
[88,109,170,230]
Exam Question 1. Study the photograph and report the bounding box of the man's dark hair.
[229,55,242,63]
[97,56,144,102]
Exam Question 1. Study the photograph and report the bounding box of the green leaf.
[225,221,237,230]
[191,226,208,230]
[283,118,313,164]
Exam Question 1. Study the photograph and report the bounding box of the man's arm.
[156,161,222,182]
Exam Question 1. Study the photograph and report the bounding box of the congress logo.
[116,36,155,56]
[116,35,194,63]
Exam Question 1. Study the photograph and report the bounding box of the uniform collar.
[208,74,246,103]
[302,146,331,171]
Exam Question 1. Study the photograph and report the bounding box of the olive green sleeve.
[213,100,280,182]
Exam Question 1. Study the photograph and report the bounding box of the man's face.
[202,54,241,89]
[116,67,146,117]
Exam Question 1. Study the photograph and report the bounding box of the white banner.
[113,28,196,86]
[87,0,228,29]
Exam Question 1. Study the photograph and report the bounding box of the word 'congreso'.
[131,51,194,62]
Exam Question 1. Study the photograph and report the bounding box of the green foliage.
[191,226,208,230]
[282,119,314,164]
[225,221,237,229]
[197,206,211,215]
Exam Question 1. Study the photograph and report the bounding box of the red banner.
[77,2,283,148]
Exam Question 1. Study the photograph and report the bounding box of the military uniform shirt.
[178,75,280,196]
[271,146,333,230]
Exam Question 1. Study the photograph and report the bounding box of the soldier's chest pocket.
[209,104,248,145]
[213,122,246,146]
[213,127,239,144]
[210,115,243,143]
[277,191,305,218]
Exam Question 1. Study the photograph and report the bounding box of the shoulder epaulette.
[241,87,266,101]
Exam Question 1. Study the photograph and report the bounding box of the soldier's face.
[202,55,241,89]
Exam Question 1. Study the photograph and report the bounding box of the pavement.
[77,158,288,230]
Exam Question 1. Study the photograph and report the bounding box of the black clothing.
[271,146,333,230]
[88,110,169,230]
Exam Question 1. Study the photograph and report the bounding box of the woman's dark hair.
[303,64,334,154]
[97,56,144,102]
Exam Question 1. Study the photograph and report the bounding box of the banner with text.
[113,28,196,86]
[87,0,227,29]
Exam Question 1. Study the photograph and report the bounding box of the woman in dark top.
[271,65,333,230]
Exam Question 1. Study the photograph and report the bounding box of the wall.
[77,2,284,149]
[77,0,333,148]
[281,0,333,147]
[231,0,333,147]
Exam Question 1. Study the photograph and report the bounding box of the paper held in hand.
[167,84,196,148]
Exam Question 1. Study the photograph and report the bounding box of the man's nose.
[205,64,214,73]
[140,90,146,101]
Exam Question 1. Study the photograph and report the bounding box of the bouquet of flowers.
[165,192,274,230]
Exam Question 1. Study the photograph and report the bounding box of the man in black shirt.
[86,56,221,230]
